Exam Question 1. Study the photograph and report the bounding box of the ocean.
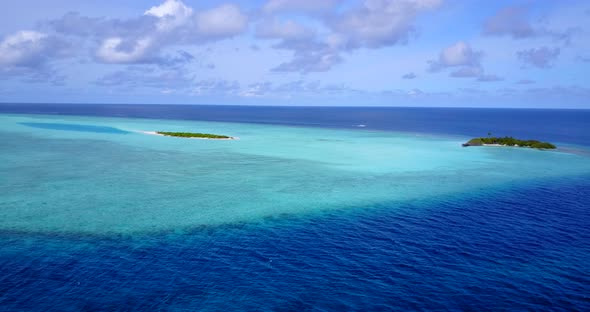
[0,104,589,310]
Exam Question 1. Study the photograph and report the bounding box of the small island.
[155,131,234,140]
[462,136,556,149]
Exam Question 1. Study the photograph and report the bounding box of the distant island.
[154,131,234,140]
[462,136,556,149]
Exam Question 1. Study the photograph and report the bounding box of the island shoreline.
[139,131,238,140]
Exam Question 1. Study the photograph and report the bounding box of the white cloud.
[482,5,577,43]
[428,41,502,81]
[90,1,247,64]
[239,82,273,98]
[429,41,482,71]
[439,41,480,67]
[192,79,240,96]
[273,48,341,73]
[145,0,194,31]
[517,47,560,68]
[238,80,353,98]
[0,31,49,67]
[95,65,195,90]
[483,6,535,39]
[402,72,417,79]
[262,0,341,13]
[96,37,154,64]
[256,19,315,41]
[40,0,248,65]
[0,30,69,84]
[262,0,442,73]
[196,4,248,38]
[329,0,442,49]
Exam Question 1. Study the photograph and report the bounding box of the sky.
[0,0,589,108]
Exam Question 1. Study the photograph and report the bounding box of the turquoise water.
[2,108,590,310]
[2,113,589,235]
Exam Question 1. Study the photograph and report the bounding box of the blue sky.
[1,0,589,107]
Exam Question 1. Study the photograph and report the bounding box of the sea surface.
[0,104,589,310]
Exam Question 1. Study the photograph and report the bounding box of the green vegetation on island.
[462,136,556,149]
[156,131,232,139]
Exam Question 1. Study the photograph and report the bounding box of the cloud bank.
[0,0,588,108]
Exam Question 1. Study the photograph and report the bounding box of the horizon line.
[1,102,589,110]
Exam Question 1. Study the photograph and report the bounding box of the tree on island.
[463,136,556,149]
[156,131,232,139]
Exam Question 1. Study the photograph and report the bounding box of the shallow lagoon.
[1,113,589,235]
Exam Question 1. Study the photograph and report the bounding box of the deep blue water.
[1,104,590,311]
[1,103,589,145]
[1,178,589,311]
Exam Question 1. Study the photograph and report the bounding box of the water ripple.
[1,177,589,310]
